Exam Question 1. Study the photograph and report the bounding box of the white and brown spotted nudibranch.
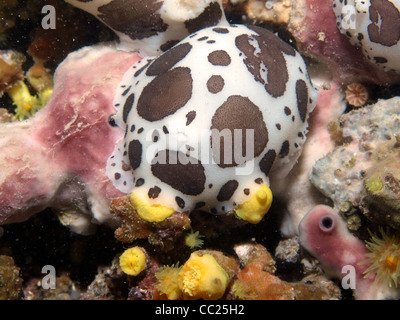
[107,24,317,224]
[332,0,400,73]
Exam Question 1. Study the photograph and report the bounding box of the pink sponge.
[0,45,141,234]
[299,205,377,299]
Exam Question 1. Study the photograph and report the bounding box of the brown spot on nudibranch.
[146,43,192,76]
[235,25,295,98]
[207,75,225,93]
[213,27,229,34]
[134,59,152,77]
[137,67,193,121]
[259,150,276,176]
[97,0,168,40]
[152,130,160,142]
[151,150,206,195]
[296,79,309,122]
[278,140,290,158]
[175,196,185,209]
[211,95,268,168]
[122,162,131,171]
[368,0,400,46]
[208,50,231,66]
[186,111,196,125]
[217,180,239,202]
[123,93,134,123]
[148,186,161,199]
[184,2,223,34]
[128,140,142,170]
[373,56,388,64]
[160,40,180,52]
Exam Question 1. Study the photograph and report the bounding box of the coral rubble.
[311,97,400,231]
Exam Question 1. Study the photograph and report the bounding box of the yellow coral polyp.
[365,176,383,193]
[119,247,147,276]
[8,81,37,112]
[130,192,175,222]
[185,230,204,249]
[362,227,400,288]
[155,264,182,300]
[178,252,229,300]
[234,184,273,224]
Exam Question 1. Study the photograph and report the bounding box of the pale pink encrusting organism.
[278,81,346,236]
[0,44,141,233]
[299,205,399,299]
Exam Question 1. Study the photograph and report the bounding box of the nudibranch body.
[65,0,229,56]
[107,24,317,224]
[332,0,400,73]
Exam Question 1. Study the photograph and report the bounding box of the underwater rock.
[23,272,80,300]
[111,195,191,251]
[0,50,25,95]
[243,0,294,25]
[311,97,400,231]
[81,256,127,300]
[232,242,340,299]
[0,255,23,300]
[360,154,400,230]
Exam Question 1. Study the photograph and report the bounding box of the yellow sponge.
[119,247,147,276]
[178,252,229,300]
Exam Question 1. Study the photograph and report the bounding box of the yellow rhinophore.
[235,184,273,224]
[130,192,175,223]
[119,247,147,276]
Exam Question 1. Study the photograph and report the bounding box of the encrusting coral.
[345,83,369,107]
[361,227,400,288]
[154,264,182,300]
